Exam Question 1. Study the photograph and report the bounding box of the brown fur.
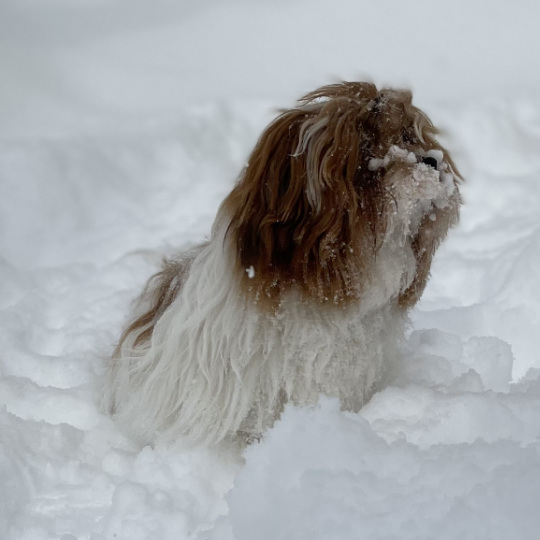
[114,81,462,356]
[114,245,206,356]
[223,81,462,307]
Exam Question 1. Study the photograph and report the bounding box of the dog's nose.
[420,156,438,170]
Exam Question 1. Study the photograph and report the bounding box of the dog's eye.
[420,156,438,170]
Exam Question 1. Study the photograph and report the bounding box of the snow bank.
[214,326,540,540]
[215,394,540,540]
[2,93,540,540]
[2,1,540,538]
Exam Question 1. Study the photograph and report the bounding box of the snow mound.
[214,327,540,540]
[2,2,540,535]
[2,92,540,539]
[215,394,540,540]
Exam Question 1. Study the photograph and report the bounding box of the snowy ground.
[2,1,540,539]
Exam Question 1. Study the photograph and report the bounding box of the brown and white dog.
[105,81,462,446]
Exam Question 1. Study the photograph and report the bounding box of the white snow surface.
[2,1,540,538]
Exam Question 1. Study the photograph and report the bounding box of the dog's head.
[222,82,462,308]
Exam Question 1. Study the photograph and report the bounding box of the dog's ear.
[222,109,308,277]
[222,102,384,304]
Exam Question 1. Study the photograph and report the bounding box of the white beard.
[105,220,417,446]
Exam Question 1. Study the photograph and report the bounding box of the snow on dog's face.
[221,82,462,309]
[369,145,458,238]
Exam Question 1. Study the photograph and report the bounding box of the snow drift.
[1,1,540,538]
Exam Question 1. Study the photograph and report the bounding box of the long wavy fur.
[106,81,462,446]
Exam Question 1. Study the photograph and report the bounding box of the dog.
[105,81,462,446]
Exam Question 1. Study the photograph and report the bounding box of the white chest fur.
[107,225,414,445]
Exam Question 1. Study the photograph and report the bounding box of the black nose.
[420,156,438,170]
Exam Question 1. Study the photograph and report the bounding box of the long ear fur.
[222,83,394,306]
[221,81,462,308]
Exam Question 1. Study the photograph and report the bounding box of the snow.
[214,397,540,540]
[1,0,540,538]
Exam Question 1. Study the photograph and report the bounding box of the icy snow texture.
[2,0,540,539]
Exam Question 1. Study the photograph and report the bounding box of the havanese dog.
[105,81,462,447]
